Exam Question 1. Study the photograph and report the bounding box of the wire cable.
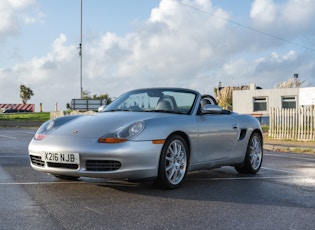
[178,1,315,52]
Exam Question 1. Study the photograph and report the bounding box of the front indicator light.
[98,137,127,144]
[152,139,165,144]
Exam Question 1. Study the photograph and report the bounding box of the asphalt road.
[0,128,314,230]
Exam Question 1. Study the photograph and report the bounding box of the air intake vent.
[47,162,79,170]
[30,155,44,167]
[86,160,121,171]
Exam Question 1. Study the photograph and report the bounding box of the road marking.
[0,181,83,185]
[1,174,313,186]
[265,153,315,161]
[186,175,308,181]
[261,166,306,175]
[0,135,17,139]
[0,156,28,158]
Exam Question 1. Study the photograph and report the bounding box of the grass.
[0,112,50,121]
[292,147,314,153]
[261,125,269,132]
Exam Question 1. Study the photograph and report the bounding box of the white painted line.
[0,181,83,185]
[186,176,306,181]
[0,135,17,139]
[0,156,28,158]
[265,153,315,162]
[261,166,306,175]
[1,175,313,185]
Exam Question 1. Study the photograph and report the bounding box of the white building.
[232,84,315,124]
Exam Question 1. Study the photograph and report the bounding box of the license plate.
[41,152,80,164]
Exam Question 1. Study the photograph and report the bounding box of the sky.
[0,0,314,111]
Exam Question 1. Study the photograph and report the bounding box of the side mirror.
[98,104,106,112]
[201,104,223,114]
[98,100,108,112]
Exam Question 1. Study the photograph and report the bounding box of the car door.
[196,113,238,163]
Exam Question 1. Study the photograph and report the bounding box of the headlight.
[34,120,53,140]
[119,121,145,139]
[34,116,79,140]
[98,121,145,144]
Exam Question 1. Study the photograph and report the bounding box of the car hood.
[49,112,175,138]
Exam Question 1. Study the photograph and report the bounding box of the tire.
[235,132,263,174]
[53,174,80,181]
[156,135,188,189]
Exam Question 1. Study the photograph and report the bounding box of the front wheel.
[235,132,263,174]
[156,135,189,189]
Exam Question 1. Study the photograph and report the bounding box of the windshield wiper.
[152,110,184,114]
[104,109,132,112]
[105,109,184,114]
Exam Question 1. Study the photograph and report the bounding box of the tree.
[82,90,91,99]
[20,84,34,104]
[82,89,113,104]
[91,93,112,104]
[215,86,233,110]
[275,74,310,88]
[214,82,251,110]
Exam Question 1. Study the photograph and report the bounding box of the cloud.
[0,0,40,38]
[250,0,315,36]
[0,0,314,111]
[80,0,236,95]
[254,50,297,75]
[250,0,276,23]
[0,0,20,37]
[0,34,78,110]
[8,0,36,9]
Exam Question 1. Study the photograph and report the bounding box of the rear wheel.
[235,132,263,174]
[156,135,188,189]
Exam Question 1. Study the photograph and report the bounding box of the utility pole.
[79,0,83,99]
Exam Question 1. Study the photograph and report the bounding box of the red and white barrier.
[0,104,35,112]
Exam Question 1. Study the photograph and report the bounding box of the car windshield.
[104,88,197,115]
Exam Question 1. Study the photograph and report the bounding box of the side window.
[253,97,267,112]
[282,96,296,109]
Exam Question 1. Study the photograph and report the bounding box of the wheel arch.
[156,131,191,189]
[166,131,191,159]
[235,128,264,174]
[251,128,263,145]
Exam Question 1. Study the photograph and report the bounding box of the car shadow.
[82,167,288,207]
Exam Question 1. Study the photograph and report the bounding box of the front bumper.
[28,136,163,180]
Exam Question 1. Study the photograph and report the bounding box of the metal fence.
[269,106,315,141]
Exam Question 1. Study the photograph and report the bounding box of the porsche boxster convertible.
[28,88,263,189]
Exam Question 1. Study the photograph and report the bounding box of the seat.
[156,100,172,111]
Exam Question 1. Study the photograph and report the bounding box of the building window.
[282,96,296,109]
[253,97,267,111]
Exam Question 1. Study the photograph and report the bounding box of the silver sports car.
[28,88,263,189]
